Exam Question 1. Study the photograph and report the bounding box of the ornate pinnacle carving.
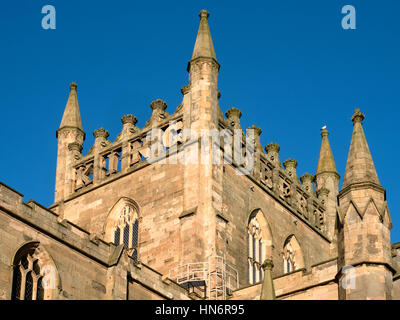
[150,99,167,112]
[351,108,365,124]
[283,159,297,170]
[260,258,276,300]
[284,159,299,181]
[249,125,262,136]
[320,128,329,137]
[261,259,274,271]
[300,173,314,184]
[181,84,190,95]
[69,81,77,90]
[300,173,314,193]
[247,125,263,152]
[68,142,82,152]
[121,114,138,125]
[265,142,280,154]
[225,107,242,121]
[265,143,282,168]
[199,9,210,19]
[93,127,109,139]
[225,107,242,129]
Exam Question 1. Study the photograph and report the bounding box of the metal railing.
[169,256,239,300]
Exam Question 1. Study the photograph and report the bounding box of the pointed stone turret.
[186,9,220,132]
[342,109,380,189]
[337,109,393,300]
[315,127,339,241]
[55,82,85,203]
[190,9,218,65]
[59,82,83,132]
[316,128,338,178]
[181,10,222,266]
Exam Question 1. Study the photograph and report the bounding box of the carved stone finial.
[225,107,242,129]
[283,159,297,170]
[199,9,210,19]
[181,84,190,95]
[265,143,282,167]
[351,108,365,124]
[247,125,263,152]
[321,128,329,137]
[93,127,109,139]
[300,173,314,193]
[121,114,138,125]
[300,173,314,184]
[265,142,280,154]
[225,107,242,120]
[260,258,276,300]
[261,259,274,271]
[69,81,77,91]
[249,125,262,136]
[68,142,82,152]
[150,99,167,112]
[284,159,298,181]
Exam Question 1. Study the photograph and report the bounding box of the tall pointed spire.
[342,109,380,188]
[59,82,83,131]
[316,128,338,176]
[191,9,217,61]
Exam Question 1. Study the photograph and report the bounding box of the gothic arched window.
[11,244,44,300]
[112,204,139,263]
[283,241,296,273]
[248,214,266,284]
[283,235,304,274]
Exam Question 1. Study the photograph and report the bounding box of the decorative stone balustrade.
[71,117,184,193]
[221,121,327,236]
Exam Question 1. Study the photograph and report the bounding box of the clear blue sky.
[1,1,399,242]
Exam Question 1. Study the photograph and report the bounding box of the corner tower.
[338,109,393,299]
[186,9,221,132]
[315,128,339,240]
[177,9,225,267]
[55,82,85,203]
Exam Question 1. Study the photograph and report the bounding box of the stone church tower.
[0,10,399,300]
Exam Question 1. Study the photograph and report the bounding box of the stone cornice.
[339,181,385,199]
[56,126,86,140]
[315,170,340,180]
[187,56,220,72]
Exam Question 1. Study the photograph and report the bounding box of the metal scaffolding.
[169,256,239,300]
